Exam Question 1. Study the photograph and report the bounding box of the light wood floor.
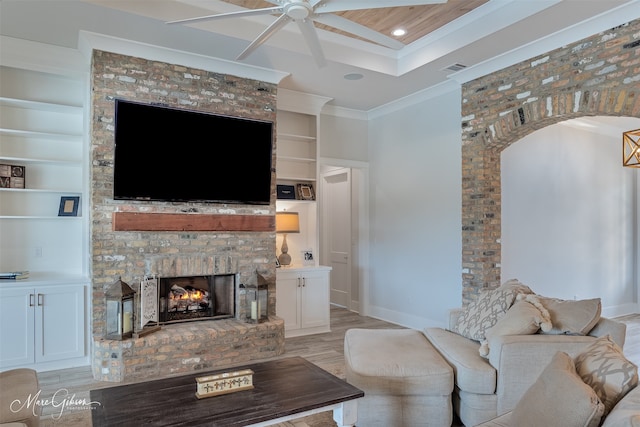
[34,308,640,424]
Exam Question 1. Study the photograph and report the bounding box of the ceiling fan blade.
[315,0,447,14]
[237,14,291,60]
[296,19,327,68]
[166,6,282,25]
[314,14,404,50]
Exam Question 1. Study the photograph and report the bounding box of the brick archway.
[459,19,640,303]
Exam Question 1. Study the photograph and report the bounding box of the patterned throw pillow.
[452,279,533,342]
[479,294,552,358]
[574,335,639,416]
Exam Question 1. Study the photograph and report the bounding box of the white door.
[300,270,330,329]
[37,285,85,363]
[276,271,302,332]
[0,288,34,368]
[322,168,352,308]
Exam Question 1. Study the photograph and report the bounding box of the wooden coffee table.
[91,356,364,426]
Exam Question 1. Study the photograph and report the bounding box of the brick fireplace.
[90,50,284,382]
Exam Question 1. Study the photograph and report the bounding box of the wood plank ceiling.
[222,0,489,45]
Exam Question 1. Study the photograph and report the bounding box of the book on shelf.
[0,270,29,280]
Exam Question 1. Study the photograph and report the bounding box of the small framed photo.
[297,183,315,201]
[301,249,314,266]
[277,184,296,200]
[58,196,80,217]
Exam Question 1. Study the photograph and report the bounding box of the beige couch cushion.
[575,335,639,416]
[511,351,604,427]
[424,327,496,394]
[601,385,640,427]
[0,368,40,427]
[344,328,453,396]
[538,297,602,335]
[451,280,533,342]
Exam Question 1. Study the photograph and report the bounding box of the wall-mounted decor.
[277,184,296,199]
[58,196,80,216]
[622,128,640,168]
[297,183,315,200]
[0,164,25,188]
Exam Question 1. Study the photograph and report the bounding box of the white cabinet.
[0,282,86,370]
[276,266,331,337]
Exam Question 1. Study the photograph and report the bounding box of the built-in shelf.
[0,128,83,140]
[0,156,81,166]
[0,97,83,114]
[0,216,83,220]
[0,188,82,193]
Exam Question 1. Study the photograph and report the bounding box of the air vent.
[443,63,467,72]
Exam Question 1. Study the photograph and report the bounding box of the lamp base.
[278,253,292,266]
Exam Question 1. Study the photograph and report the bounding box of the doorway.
[322,168,352,309]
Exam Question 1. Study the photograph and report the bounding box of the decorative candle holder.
[105,277,136,340]
[243,273,268,323]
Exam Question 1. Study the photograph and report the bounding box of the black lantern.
[245,272,268,323]
[105,277,136,340]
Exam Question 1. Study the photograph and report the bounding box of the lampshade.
[276,212,300,234]
[623,128,640,168]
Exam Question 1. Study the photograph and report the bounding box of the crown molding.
[77,30,289,85]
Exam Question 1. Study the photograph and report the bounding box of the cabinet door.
[0,288,35,368]
[36,285,85,363]
[276,272,302,331]
[300,270,329,329]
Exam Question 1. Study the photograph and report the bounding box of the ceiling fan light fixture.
[285,2,312,20]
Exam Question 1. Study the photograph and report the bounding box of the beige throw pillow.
[511,351,604,427]
[575,335,639,416]
[538,297,602,335]
[452,279,532,342]
[479,294,552,358]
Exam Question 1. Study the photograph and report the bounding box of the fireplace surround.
[90,50,284,382]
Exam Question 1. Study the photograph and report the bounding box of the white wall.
[501,119,640,317]
[367,89,463,328]
[320,113,369,161]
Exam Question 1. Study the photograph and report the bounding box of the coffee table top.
[91,356,364,426]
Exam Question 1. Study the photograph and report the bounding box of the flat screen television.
[113,99,274,204]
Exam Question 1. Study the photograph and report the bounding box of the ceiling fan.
[167,0,447,67]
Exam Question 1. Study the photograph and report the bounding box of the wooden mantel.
[112,212,275,232]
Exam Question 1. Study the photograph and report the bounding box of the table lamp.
[276,211,300,266]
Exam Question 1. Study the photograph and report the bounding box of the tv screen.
[113,99,273,204]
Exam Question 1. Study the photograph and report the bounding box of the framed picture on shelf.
[301,249,314,266]
[58,196,80,217]
[297,183,315,201]
[277,184,296,200]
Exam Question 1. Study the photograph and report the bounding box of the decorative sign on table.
[195,369,254,399]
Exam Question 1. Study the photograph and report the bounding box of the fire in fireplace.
[158,274,235,324]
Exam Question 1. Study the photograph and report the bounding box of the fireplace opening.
[158,274,235,324]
